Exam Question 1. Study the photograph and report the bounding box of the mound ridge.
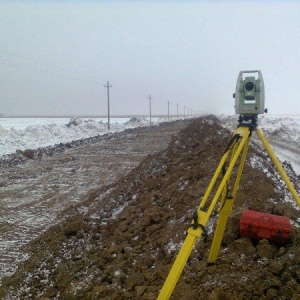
[1,116,300,299]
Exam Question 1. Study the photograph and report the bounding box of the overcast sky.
[0,1,300,117]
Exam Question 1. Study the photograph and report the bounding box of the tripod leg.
[157,233,200,300]
[195,130,249,225]
[197,146,231,209]
[157,127,250,300]
[157,150,232,299]
[256,128,300,208]
[208,136,250,263]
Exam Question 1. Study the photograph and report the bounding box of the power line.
[0,51,202,116]
[0,50,105,84]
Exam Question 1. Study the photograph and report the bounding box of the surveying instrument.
[157,70,300,299]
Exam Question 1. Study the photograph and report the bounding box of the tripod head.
[233,70,267,127]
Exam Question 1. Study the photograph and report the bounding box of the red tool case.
[240,210,291,244]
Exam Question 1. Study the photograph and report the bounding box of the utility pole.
[177,103,179,119]
[104,81,112,130]
[184,106,186,120]
[168,101,170,120]
[148,95,152,125]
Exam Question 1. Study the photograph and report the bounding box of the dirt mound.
[1,116,300,299]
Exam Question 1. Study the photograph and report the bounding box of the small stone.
[23,149,35,159]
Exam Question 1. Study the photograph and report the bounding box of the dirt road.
[0,121,189,280]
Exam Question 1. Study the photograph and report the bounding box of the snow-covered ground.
[0,116,170,156]
[0,114,299,175]
[0,119,187,281]
[218,114,300,175]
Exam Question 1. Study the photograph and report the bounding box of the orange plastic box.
[240,210,291,244]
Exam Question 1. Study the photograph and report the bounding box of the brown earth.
[0,116,300,300]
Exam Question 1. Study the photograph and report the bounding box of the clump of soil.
[1,116,300,300]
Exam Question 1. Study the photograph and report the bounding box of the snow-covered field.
[0,114,299,174]
[0,116,167,156]
[219,114,300,175]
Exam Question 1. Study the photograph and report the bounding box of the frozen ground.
[1,116,299,300]
[0,118,189,281]
[0,114,299,286]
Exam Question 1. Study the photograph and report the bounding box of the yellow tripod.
[157,123,300,300]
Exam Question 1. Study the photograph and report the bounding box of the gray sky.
[0,1,300,117]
